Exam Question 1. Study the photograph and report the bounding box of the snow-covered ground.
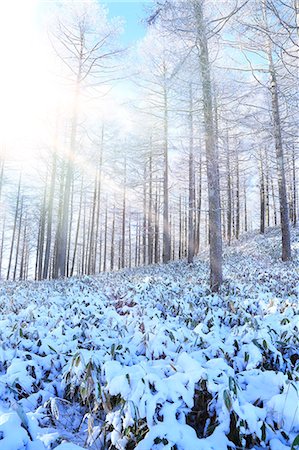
[0,228,298,450]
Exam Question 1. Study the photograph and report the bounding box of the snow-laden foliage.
[0,228,298,450]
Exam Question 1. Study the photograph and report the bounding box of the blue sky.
[105,1,153,44]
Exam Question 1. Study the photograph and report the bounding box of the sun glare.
[0,1,71,165]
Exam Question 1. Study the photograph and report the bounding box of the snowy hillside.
[0,228,298,450]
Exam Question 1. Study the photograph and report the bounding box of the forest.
[0,0,298,449]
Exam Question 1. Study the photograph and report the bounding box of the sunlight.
[0,1,38,152]
[0,0,71,164]
[0,0,129,169]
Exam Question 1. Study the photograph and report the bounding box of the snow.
[267,384,299,432]
[0,228,298,449]
[54,445,84,450]
[0,411,30,450]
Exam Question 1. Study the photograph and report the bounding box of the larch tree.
[262,0,292,260]
[236,0,295,260]
[135,29,178,264]
[149,0,224,290]
[50,1,122,277]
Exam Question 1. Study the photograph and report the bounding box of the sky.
[105,1,153,44]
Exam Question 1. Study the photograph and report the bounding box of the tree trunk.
[19,219,27,281]
[70,177,83,277]
[260,156,265,234]
[43,150,57,279]
[7,174,22,280]
[194,0,222,291]
[110,205,115,271]
[13,196,23,281]
[154,180,160,263]
[179,194,182,259]
[66,177,75,276]
[121,157,127,269]
[235,144,240,240]
[292,146,297,226]
[263,0,291,260]
[271,177,278,226]
[57,83,80,277]
[103,200,108,272]
[226,132,232,244]
[195,152,202,254]
[143,162,147,265]
[88,172,98,274]
[53,163,65,278]
[148,146,154,264]
[94,126,104,272]
[0,217,5,279]
[244,180,248,233]
[163,81,171,263]
[188,83,195,264]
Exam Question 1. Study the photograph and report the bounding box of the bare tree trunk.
[19,219,27,281]
[13,196,23,281]
[244,180,248,233]
[98,224,102,273]
[271,177,278,226]
[226,133,232,245]
[163,82,171,263]
[135,214,139,267]
[37,182,48,280]
[188,83,195,264]
[128,213,132,268]
[154,179,160,264]
[235,145,240,240]
[81,194,87,275]
[43,150,57,279]
[194,0,222,291]
[70,177,83,277]
[179,194,183,259]
[118,237,121,270]
[137,215,141,266]
[85,200,93,274]
[143,162,147,265]
[57,82,80,277]
[195,152,202,254]
[263,0,291,260]
[265,150,270,228]
[66,177,75,277]
[7,174,22,281]
[172,215,176,259]
[53,163,65,278]
[260,156,265,234]
[270,69,291,259]
[121,157,127,269]
[94,125,104,272]
[24,238,30,281]
[292,146,297,226]
[88,172,98,274]
[205,210,209,246]
[222,193,226,239]
[110,205,115,271]
[148,146,154,264]
[0,217,5,279]
[103,200,108,272]
[184,200,188,257]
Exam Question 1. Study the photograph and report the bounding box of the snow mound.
[0,228,298,449]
